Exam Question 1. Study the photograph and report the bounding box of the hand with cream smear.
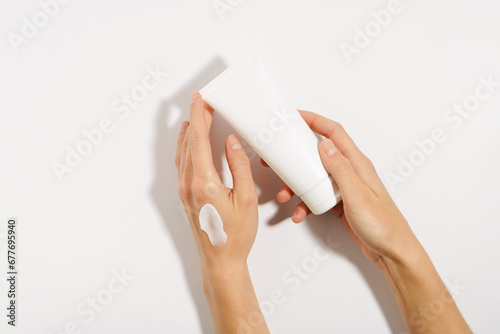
[176,91,269,334]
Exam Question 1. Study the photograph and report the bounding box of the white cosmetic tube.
[199,48,341,214]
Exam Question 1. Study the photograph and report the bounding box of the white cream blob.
[199,204,227,247]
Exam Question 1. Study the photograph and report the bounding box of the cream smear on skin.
[199,204,227,246]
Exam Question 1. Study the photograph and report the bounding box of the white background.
[1,0,499,333]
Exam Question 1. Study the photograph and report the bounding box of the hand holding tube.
[267,110,471,333]
[271,109,417,263]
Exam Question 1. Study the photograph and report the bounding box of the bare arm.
[175,91,269,334]
[270,109,471,334]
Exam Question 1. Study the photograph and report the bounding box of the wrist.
[201,260,249,294]
[378,243,430,275]
[374,215,427,268]
[385,234,426,266]
[376,235,436,290]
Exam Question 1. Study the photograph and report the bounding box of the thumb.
[319,138,365,199]
[225,134,257,202]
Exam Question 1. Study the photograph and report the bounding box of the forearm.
[377,236,471,334]
[202,261,270,334]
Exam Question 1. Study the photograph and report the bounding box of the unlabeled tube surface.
[199,48,341,214]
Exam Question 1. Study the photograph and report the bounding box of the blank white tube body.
[199,49,341,214]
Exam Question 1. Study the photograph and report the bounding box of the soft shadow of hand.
[150,57,228,334]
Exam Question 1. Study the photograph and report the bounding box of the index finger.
[189,91,217,178]
[299,110,370,161]
[298,109,378,185]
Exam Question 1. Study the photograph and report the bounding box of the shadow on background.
[151,56,405,333]
[151,56,297,333]
[306,215,406,333]
[151,57,227,334]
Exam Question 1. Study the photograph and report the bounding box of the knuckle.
[354,154,376,173]
[189,104,198,115]
[365,158,377,172]
[231,158,250,173]
[357,188,373,205]
[191,176,220,201]
[189,131,203,149]
[325,121,342,138]
[334,158,352,174]
[177,183,190,200]
[239,189,258,205]
[191,177,206,200]
[359,153,378,174]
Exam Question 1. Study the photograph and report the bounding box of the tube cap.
[299,176,342,215]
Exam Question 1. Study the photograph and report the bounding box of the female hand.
[175,91,259,269]
[177,101,469,334]
[266,110,420,264]
[176,92,269,334]
[275,110,471,333]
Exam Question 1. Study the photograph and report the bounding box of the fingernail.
[191,91,198,103]
[322,139,338,156]
[228,134,242,150]
[292,210,299,223]
[180,121,189,132]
